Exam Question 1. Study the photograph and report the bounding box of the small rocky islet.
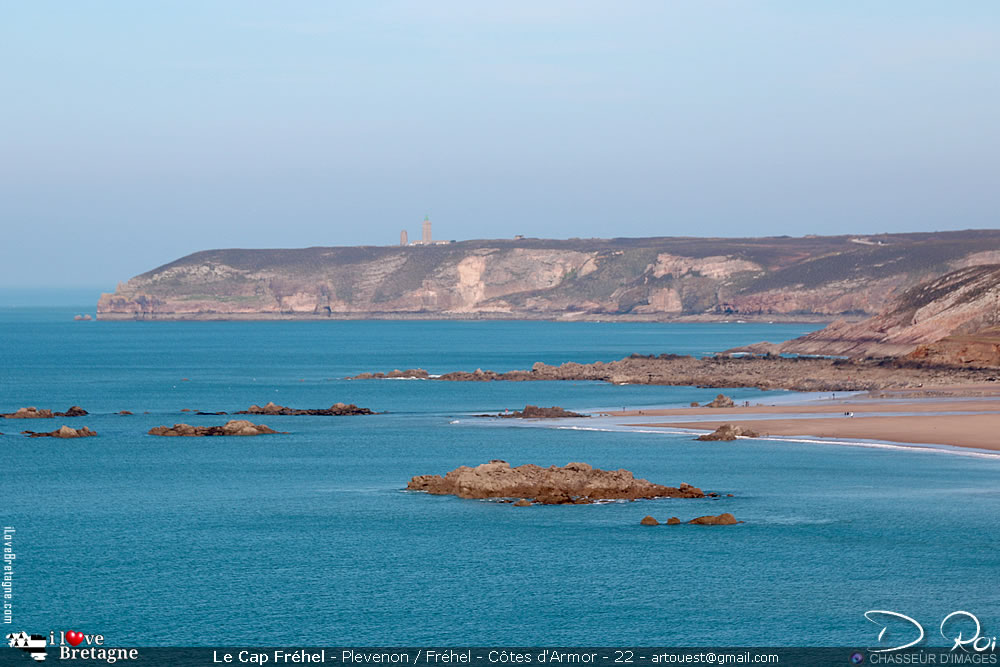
[148,420,285,437]
[1,406,89,419]
[477,405,588,419]
[406,460,709,505]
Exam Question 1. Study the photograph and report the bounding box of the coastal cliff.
[97,231,1000,321]
[745,264,1000,363]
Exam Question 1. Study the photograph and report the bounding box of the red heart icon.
[65,631,84,646]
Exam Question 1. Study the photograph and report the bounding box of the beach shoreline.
[608,385,1000,452]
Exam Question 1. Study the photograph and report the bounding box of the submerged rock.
[148,420,284,437]
[24,425,97,438]
[688,513,742,525]
[696,424,760,441]
[236,401,374,416]
[407,460,706,504]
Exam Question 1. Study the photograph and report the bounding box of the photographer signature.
[865,610,998,653]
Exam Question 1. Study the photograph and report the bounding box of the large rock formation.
[406,460,706,504]
[148,420,284,436]
[2,406,88,419]
[235,402,374,416]
[95,231,1000,321]
[744,265,1000,363]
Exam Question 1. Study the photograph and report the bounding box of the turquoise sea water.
[2,309,999,648]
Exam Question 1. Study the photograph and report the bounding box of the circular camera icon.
[849,652,865,664]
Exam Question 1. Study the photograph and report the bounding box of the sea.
[2,307,999,649]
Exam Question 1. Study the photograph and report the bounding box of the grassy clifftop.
[98,230,1000,321]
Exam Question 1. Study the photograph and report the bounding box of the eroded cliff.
[97,231,1000,320]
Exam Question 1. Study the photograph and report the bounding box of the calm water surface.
[2,309,998,647]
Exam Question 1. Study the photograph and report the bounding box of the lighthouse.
[421,215,432,244]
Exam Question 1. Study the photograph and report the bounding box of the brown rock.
[688,513,742,525]
[513,499,532,507]
[147,420,284,437]
[407,461,707,504]
[494,405,588,419]
[236,401,374,416]
[705,394,735,408]
[25,425,97,438]
[696,424,760,441]
[640,515,659,526]
[119,410,133,415]
[666,517,681,525]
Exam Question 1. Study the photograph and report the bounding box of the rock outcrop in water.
[406,460,706,504]
[495,405,587,419]
[23,425,97,438]
[96,231,1000,321]
[148,420,284,436]
[1,406,88,419]
[696,424,760,441]
[235,402,374,416]
[348,369,429,380]
[421,354,996,391]
[688,513,742,525]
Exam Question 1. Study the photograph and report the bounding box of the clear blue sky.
[2,1,998,290]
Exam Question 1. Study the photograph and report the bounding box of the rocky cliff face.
[97,231,1000,320]
[755,264,1000,362]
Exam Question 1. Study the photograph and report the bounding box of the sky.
[2,1,999,291]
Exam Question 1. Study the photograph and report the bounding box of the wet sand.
[616,386,1000,450]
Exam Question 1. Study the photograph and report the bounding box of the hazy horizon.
[3,1,999,290]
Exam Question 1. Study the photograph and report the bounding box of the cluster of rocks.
[348,369,430,380]
[696,424,760,441]
[413,354,999,391]
[407,460,707,505]
[22,425,97,439]
[490,405,588,419]
[1,406,88,419]
[148,420,284,437]
[640,513,742,526]
[235,401,375,416]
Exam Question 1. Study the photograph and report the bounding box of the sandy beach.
[616,385,1000,451]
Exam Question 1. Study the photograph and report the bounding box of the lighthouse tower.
[422,215,432,244]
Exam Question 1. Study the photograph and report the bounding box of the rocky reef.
[429,354,996,391]
[640,513,742,526]
[235,402,374,416]
[696,424,760,441]
[406,460,706,504]
[148,420,284,436]
[348,369,429,380]
[2,406,88,419]
[22,425,97,438]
